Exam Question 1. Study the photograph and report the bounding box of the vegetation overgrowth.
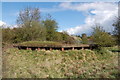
[17,41,63,47]
[2,7,118,47]
[1,7,120,79]
[3,46,119,78]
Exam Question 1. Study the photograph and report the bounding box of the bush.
[92,25,115,47]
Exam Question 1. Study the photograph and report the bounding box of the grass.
[2,46,119,78]
[17,41,63,47]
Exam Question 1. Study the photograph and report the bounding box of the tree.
[61,31,75,44]
[16,7,46,42]
[81,33,88,44]
[92,25,115,47]
[42,15,58,41]
[54,32,63,42]
[17,7,41,27]
[113,17,120,46]
[2,28,15,43]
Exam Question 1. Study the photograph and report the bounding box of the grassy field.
[2,46,119,78]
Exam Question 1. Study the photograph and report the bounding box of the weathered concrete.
[13,44,98,51]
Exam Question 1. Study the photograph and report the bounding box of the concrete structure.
[13,44,98,51]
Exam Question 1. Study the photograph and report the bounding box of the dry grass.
[2,47,119,78]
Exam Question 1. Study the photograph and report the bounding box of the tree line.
[2,7,120,47]
[2,7,75,44]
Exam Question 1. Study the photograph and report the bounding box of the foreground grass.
[3,47,119,78]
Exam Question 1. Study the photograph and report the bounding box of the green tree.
[92,25,115,47]
[16,7,46,42]
[42,15,58,41]
[81,33,88,44]
[2,28,15,43]
[12,27,24,43]
[54,32,63,42]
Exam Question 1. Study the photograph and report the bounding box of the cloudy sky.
[1,2,118,35]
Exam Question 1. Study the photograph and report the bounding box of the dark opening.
[84,47,90,49]
[64,47,72,50]
[52,47,61,50]
[74,47,82,50]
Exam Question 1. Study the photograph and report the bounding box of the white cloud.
[59,2,118,35]
[40,8,65,13]
[0,21,6,27]
[0,21,18,28]
[0,21,11,28]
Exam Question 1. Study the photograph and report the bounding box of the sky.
[0,2,118,36]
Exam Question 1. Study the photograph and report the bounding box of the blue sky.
[2,2,86,31]
[1,2,118,35]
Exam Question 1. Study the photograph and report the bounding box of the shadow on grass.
[111,50,120,52]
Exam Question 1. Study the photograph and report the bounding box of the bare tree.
[17,7,41,27]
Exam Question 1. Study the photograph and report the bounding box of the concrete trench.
[14,44,97,51]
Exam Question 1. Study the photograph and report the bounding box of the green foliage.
[12,7,46,43]
[17,7,46,42]
[18,41,63,47]
[2,28,15,43]
[42,15,58,41]
[2,7,46,43]
[81,33,88,44]
[92,25,115,47]
[22,21,46,41]
[94,47,112,56]
[3,47,118,78]
[2,7,77,44]
[54,32,63,42]
[12,27,25,43]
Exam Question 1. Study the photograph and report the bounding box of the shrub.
[92,25,115,47]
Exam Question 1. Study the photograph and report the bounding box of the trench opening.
[64,47,72,50]
[14,44,98,51]
[74,47,82,50]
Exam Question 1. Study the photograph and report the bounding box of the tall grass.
[3,47,119,78]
